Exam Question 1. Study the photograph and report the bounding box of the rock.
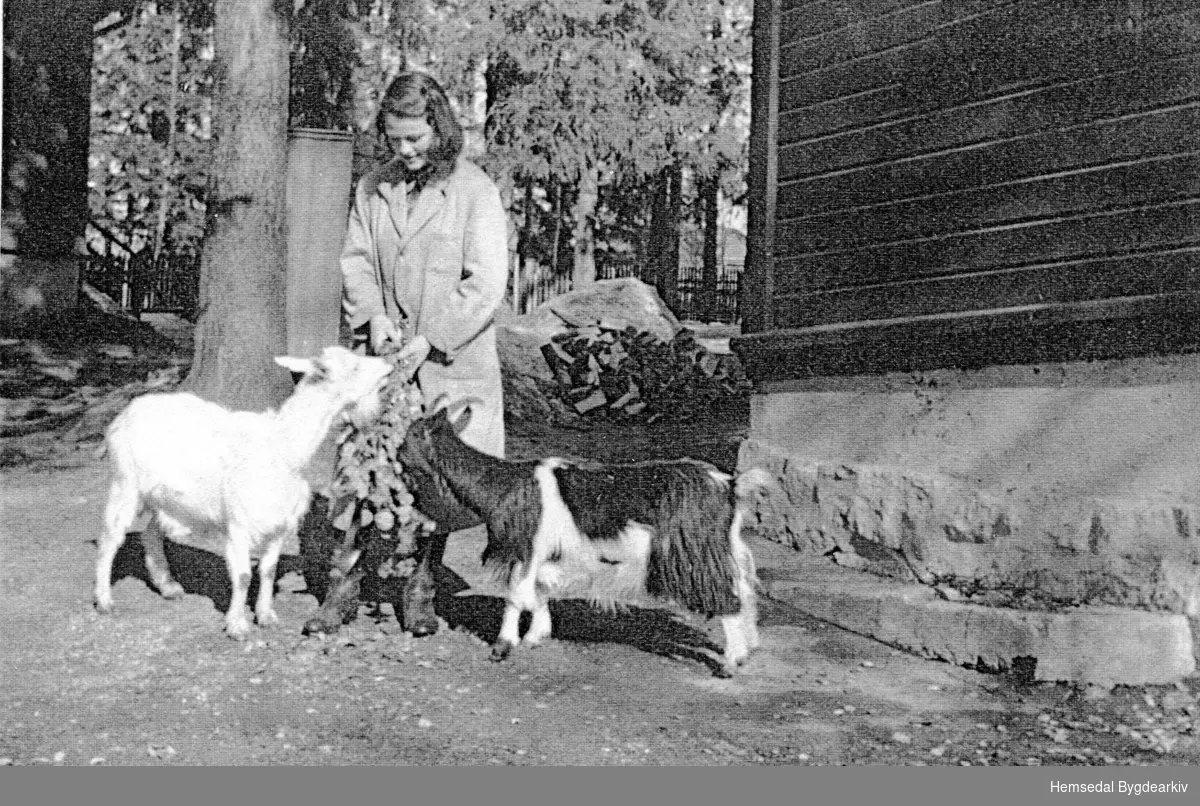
[537,279,680,343]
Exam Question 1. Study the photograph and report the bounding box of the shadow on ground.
[107,533,309,616]
[435,580,727,676]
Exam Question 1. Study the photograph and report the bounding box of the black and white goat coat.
[397,405,770,676]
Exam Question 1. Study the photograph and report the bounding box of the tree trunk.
[2,1,92,261]
[153,8,183,264]
[182,0,294,412]
[571,167,599,290]
[700,176,720,322]
[648,164,681,311]
[515,179,534,313]
[549,180,562,280]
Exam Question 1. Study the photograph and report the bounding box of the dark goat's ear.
[444,398,477,435]
[450,405,472,435]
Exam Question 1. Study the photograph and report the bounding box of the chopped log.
[573,389,607,414]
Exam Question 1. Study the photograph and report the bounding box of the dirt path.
[2,404,1197,766]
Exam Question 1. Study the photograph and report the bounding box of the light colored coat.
[341,156,509,458]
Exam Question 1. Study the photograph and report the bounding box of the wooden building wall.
[738,0,1200,380]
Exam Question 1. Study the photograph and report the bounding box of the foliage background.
[88,0,751,313]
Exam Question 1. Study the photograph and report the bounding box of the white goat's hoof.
[256,609,280,628]
[225,618,252,640]
[491,640,515,661]
[158,581,185,600]
[721,652,749,676]
[94,598,113,615]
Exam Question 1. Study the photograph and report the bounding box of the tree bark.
[571,166,599,290]
[647,164,681,311]
[548,181,560,279]
[515,179,534,313]
[182,0,294,412]
[2,1,92,261]
[700,176,720,322]
[152,7,183,264]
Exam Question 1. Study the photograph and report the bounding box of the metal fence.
[674,264,741,324]
[514,256,741,323]
[510,263,573,315]
[84,235,740,326]
[84,241,200,320]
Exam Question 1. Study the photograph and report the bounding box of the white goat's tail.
[734,467,773,502]
[734,526,759,588]
[731,467,770,596]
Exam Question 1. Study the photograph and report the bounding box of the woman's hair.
[376,71,463,178]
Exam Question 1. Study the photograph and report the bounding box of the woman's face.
[382,114,436,172]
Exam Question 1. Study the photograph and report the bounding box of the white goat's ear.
[275,356,315,375]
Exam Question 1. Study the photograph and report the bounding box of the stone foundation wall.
[737,352,1200,626]
[740,439,1200,618]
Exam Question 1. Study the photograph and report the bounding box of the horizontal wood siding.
[739,0,1200,372]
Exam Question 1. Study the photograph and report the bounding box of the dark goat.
[396,404,769,677]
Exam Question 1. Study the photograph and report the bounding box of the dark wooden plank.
[779,101,1200,218]
[732,292,1200,381]
[780,0,824,13]
[775,198,1200,287]
[782,0,1200,54]
[745,0,783,335]
[780,2,1200,114]
[779,153,1200,256]
[780,46,1200,179]
[779,0,1021,106]
[772,248,1200,329]
[781,0,945,75]
[780,0,930,44]
[779,84,911,144]
[781,5,1200,141]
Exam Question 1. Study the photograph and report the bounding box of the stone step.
[749,534,1197,688]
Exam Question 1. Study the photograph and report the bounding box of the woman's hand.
[368,315,401,355]
[396,333,431,378]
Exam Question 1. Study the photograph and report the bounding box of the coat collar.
[376,158,451,248]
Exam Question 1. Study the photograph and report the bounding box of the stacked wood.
[541,323,750,421]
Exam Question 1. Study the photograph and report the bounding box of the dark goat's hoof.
[301,617,341,637]
[406,618,439,638]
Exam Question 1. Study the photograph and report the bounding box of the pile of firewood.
[540,325,750,421]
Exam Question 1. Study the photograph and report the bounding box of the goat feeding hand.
[397,403,770,677]
[94,346,392,639]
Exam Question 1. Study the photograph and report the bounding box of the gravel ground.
[1,317,1197,767]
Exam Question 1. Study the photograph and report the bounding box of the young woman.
[338,71,509,637]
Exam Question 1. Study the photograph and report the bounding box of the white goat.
[94,346,392,639]
[396,401,769,677]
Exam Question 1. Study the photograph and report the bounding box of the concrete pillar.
[285,128,354,358]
